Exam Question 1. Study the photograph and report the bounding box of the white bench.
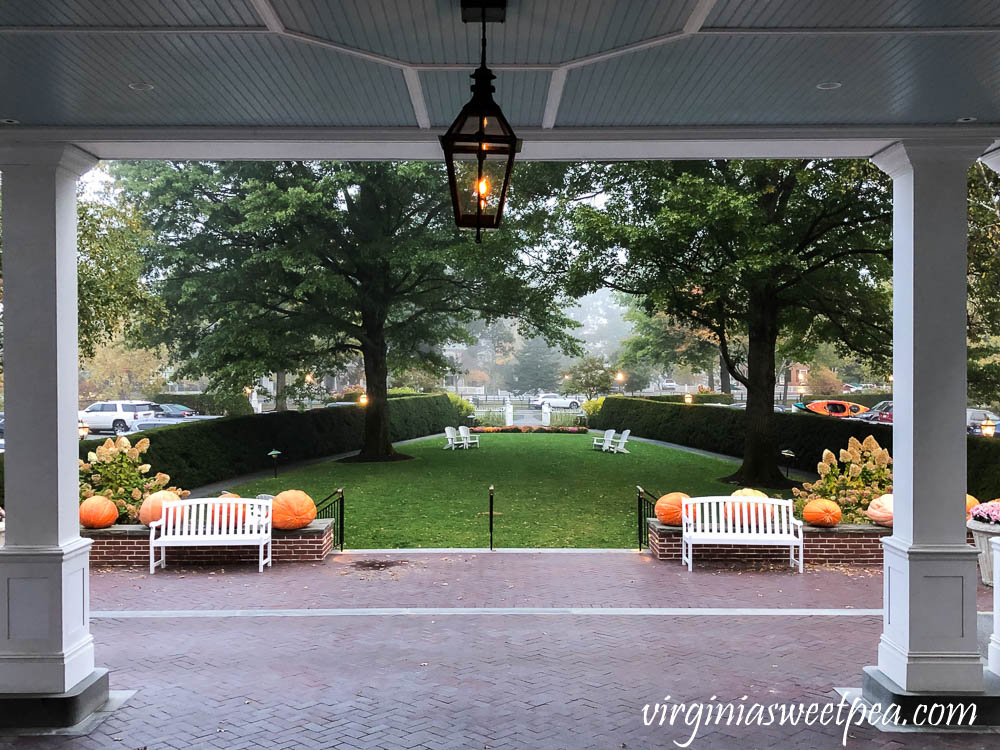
[149,497,273,574]
[681,496,803,573]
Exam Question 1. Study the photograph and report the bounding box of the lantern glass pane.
[453,153,510,226]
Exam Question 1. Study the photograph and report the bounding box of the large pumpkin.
[727,488,773,521]
[139,490,181,527]
[653,492,691,526]
[866,493,893,527]
[79,495,118,529]
[967,494,980,520]
[803,499,842,527]
[211,495,246,527]
[272,489,317,530]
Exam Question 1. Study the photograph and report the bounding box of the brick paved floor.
[4,553,998,750]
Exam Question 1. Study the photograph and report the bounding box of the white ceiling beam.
[280,30,410,69]
[699,26,1000,36]
[563,31,688,70]
[248,0,285,33]
[403,69,431,129]
[541,69,567,129]
[0,25,272,35]
[683,0,719,34]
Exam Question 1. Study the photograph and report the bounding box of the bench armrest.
[148,519,163,529]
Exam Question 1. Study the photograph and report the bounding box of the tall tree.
[113,160,577,460]
[505,336,564,395]
[565,160,892,485]
[563,354,614,401]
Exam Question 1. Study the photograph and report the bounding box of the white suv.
[79,400,157,434]
[531,393,581,409]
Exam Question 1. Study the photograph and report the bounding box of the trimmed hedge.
[643,393,735,405]
[0,395,459,506]
[594,396,1000,498]
[152,392,254,417]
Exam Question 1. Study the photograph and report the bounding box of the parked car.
[79,400,157,434]
[531,393,581,409]
[661,379,677,392]
[853,400,893,422]
[968,408,1000,436]
[130,415,221,432]
[0,412,91,439]
[151,403,197,418]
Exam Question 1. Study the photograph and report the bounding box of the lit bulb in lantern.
[478,178,489,195]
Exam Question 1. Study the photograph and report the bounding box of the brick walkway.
[4,553,998,750]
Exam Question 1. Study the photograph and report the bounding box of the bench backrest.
[682,496,795,536]
[616,429,631,445]
[459,425,473,439]
[445,426,458,441]
[602,428,615,443]
[160,497,272,537]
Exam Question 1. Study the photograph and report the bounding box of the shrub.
[548,412,579,427]
[582,396,607,418]
[152,391,254,416]
[791,435,893,523]
[475,409,506,427]
[472,426,587,434]
[79,435,189,523]
[643,393,735,405]
[447,392,475,421]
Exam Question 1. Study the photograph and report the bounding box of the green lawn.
[231,433,759,549]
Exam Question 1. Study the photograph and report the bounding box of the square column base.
[862,666,1000,726]
[0,668,109,729]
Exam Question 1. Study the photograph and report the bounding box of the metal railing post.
[489,485,495,550]
[337,488,345,551]
[637,485,644,550]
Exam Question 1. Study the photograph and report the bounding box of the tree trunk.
[725,298,787,487]
[707,367,715,392]
[781,366,791,406]
[719,352,731,394]
[357,318,396,461]
[274,370,288,411]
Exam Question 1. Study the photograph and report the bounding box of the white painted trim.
[683,0,719,35]
[248,0,285,33]
[403,69,431,129]
[280,29,409,69]
[700,25,1000,37]
[541,69,567,129]
[563,30,689,70]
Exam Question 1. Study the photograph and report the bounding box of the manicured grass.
[232,433,761,549]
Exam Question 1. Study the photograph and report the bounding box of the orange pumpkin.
[967,494,980,520]
[654,492,692,526]
[803,499,842,527]
[79,495,118,529]
[139,490,181,527]
[726,488,774,521]
[866,493,893,527]
[272,489,317,530]
[219,492,240,498]
[210,498,246,527]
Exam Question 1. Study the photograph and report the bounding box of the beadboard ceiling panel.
[0,0,262,28]
[705,0,1000,29]
[422,70,549,126]
[269,0,699,65]
[557,34,1000,126]
[0,33,414,126]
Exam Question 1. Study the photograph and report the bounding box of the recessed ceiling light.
[128,82,155,91]
[957,116,978,123]
[815,81,842,91]
[0,118,20,125]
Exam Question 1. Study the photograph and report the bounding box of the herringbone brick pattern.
[3,553,996,749]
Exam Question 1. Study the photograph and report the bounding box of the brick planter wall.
[648,518,884,566]
[83,519,335,567]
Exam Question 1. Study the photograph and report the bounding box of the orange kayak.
[795,400,869,418]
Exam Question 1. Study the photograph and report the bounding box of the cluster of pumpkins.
[651,490,983,530]
[79,489,318,530]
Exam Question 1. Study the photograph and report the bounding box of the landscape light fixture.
[982,417,996,438]
[359,393,369,406]
[267,449,282,478]
[439,0,521,243]
[683,393,694,405]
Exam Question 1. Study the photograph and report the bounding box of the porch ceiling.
[1,0,1000,160]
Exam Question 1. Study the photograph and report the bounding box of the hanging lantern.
[440,1,521,243]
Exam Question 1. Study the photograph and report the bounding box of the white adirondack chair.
[444,426,462,450]
[459,425,480,449]
[592,428,615,451]
[609,429,631,454]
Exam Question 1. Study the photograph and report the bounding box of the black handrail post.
[636,485,644,550]
[337,488,345,551]
[489,485,495,551]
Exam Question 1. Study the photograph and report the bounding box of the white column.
[0,144,98,693]
[871,139,990,692]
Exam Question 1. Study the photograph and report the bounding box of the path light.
[439,0,521,243]
[684,393,694,405]
[615,371,625,382]
[982,418,996,438]
[359,393,369,406]
[268,449,282,479]
[305,373,314,384]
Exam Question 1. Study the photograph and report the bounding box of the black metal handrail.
[488,485,495,550]
[315,488,345,551]
[636,485,658,550]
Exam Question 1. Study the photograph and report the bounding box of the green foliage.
[447,392,475,420]
[581,396,608,419]
[547,412,580,427]
[563,354,614,400]
[70,395,455,493]
[504,336,565,395]
[592,396,1000,497]
[792,436,893,523]
[643,394,735,404]
[475,409,507,427]
[807,366,843,395]
[79,435,188,523]
[151,392,254,417]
